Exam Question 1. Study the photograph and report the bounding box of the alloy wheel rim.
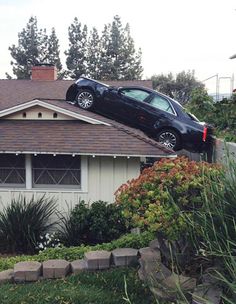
[77,92,93,109]
[159,132,176,149]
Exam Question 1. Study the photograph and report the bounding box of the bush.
[58,200,128,246]
[0,195,57,254]
[115,156,221,240]
[187,89,236,142]
[0,231,155,271]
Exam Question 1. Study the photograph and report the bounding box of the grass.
[0,267,156,304]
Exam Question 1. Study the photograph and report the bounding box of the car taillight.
[203,126,207,142]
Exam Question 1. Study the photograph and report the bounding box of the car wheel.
[156,129,181,151]
[76,89,95,109]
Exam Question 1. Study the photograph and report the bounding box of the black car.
[66,77,213,152]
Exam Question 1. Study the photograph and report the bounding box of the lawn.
[0,267,156,304]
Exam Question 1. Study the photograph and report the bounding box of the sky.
[0,0,236,94]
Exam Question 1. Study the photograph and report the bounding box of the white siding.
[0,156,140,212]
[4,105,74,120]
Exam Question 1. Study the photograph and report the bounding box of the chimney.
[31,64,57,81]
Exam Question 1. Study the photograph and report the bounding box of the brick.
[84,250,111,270]
[112,248,138,266]
[42,259,70,279]
[71,259,87,274]
[0,269,14,284]
[14,261,42,282]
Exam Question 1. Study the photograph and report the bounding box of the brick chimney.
[31,64,57,81]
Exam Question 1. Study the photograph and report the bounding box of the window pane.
[32,155,81,187]
[150,96,175,114]
[121,89,150,101]
[0,154,25,185]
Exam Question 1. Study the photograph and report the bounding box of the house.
[0,65,176,210]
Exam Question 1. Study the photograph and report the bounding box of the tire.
[156,129,181,151]
[76,89,95,110]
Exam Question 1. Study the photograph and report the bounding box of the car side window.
[149,95,175,114]
[120,89,150,102]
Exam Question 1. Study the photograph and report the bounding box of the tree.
[98,15,143,80]
[65,17,88,79]
[86,27,102,79]
[187,87,214,121]
[45,27,62,72]
[151,71,204,104]
[121,24,143,80]
[7,17,63,79]
[99,24,113,80]
[8,16,47,79]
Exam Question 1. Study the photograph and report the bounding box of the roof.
[0,79,176,158]
[0,79,153,111]
[0,120,174,157]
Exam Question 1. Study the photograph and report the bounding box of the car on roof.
[66,77,214,152]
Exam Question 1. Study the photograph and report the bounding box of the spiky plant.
[0,195,57,254]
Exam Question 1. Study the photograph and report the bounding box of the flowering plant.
[36,232,61,252]
[115,156,221,240]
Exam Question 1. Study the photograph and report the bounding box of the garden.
[0,155,235,303]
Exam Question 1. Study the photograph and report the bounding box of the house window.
[53,112,58,118]
[38,112,42,118]
[0,154,25,187]
[32,155,81,188]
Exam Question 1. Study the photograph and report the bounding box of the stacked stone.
[0,248,139,284]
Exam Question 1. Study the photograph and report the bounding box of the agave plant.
[0,195,57,254]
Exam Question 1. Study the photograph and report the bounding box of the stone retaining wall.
[0,248,139,284]
[0,241,222,304]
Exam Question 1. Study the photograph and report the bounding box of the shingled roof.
[0,79,176,158]
[0,79,153,111]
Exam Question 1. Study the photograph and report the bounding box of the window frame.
[32,154,82,190]
[148,94,177,116]
[0,154,26,188]
[0,154,88,192]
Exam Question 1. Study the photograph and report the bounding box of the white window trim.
[0,154,88,193]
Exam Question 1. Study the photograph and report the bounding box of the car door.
[135,93,176,132]
[105,88,152,125]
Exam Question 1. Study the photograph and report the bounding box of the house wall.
[0,156,140,212]
[4,106,74,120]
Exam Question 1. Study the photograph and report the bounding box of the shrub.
[115,156,221,240]
[0,195,57,254]
[187,89,236,142]
[58,200,128,246]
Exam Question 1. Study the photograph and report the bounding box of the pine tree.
[86,27,101,79]
[108,15,125,80]
[65,17,88,79]
[7,17,63,79]
[98,15,143,80]
[8,16,47,79]
[46,27,62,72]
[122,24,143,80]
[99,24,112,80]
